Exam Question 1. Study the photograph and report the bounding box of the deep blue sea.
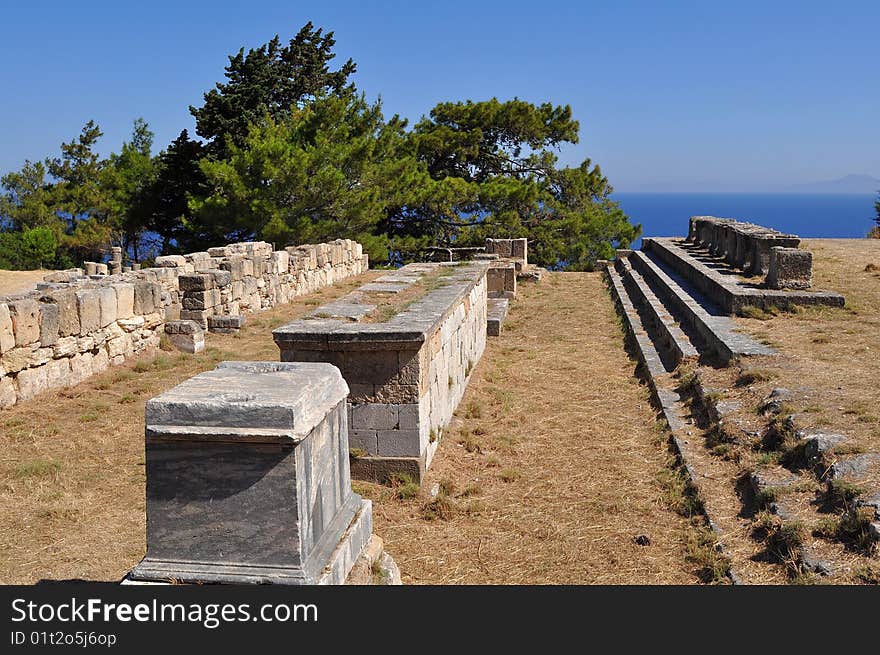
[613,193,877,249]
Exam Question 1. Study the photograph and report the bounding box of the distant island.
[789,174,880,194]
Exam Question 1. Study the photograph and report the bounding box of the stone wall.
[273,262,489,482]
[0,239,368,409]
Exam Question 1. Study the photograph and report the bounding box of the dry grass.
[726,239,880,456]
[358,272,699,584]
[0,268,702,585]
[0,269,55,297]
[0,271,380,584]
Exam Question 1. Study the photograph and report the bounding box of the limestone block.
[95,263,108,275]
[207,315,245,333]
[182,288,221,310]
[98,286,117,327]
[178,273,214,292]
[53,336,79,358]
[113,283,135,319]
[2,347,31,374]
[767,247,812,290]
[16,365,49,401]
[220,257,246,281]
[118,316,145,332]
[76,289,102,334]
[38,302,60,347]
[0,376,16,408]
[42,289,80,337]
[68,352,93,385]
[133,281,160,315]
[45,357,71,389]
[155,255,187,267]
[91,348,110,375]
[9,298,40,346]
[27,346,53,367]
[208,246,229,257]
[271,250,289,274]
[209,269,232,288]
[142,312,164,329]
[0,303,16,353]
[351,403,398,430]
[377,429,420,457]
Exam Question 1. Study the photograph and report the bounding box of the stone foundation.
[273,262,489,482]
[0,239,368,409]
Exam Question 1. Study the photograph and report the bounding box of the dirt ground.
[0,269,704,585]
[0,269,54,297]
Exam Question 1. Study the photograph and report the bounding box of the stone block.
[129,361,368,586]
[45,357,71,389]
[43,289,79,337]
[178,273,214,292]
[95,263,108,275]
[40,302,61,346]
[209,269,232,288]
[69,352,93,385]
[133,281,160,315]
[1,347,31,374]
[207,315,245,333]
[351,403,399,430]
[0,303,17,353]
[113,283,135,319]
[0,376,16,408]
[220,258,245,282]
[208,246,229,257]
[53,335,78,358]
[98,286,117,327]
[154,255,187,267]
[16,365,49,401]
[166,330,205,354]
[75,289,101,335]
[9,298,40,346]
[767,247,812,290]
[182,289,221,310]
[91,348,110,375]
[377,429,421,457]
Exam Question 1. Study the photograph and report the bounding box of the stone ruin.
[687,216,811,289]
[127,361,381,585]
[0,239,367,409]
[273,262,490,482]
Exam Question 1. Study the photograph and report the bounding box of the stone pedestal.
[128,361,371,585]
[767,247,812,290]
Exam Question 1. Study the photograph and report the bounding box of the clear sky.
[1,0,877,191]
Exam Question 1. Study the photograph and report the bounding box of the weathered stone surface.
[0,303,17,353]
[165,320,203,335]
[76,289,102,335]
[166,331,205,354]
[16,365,49,401]
[69,352,94,385]
[9,299,40,346]
[43,289,80,337]
[0,376,15,408]
[53,335,79,358]
[113,283,135,319]
[178,273,214,293]
[98,286,117,327]
[155,255,187,267]
[38,302,60,346]
[130,361,367,585]
[133,281,160,315]
[182,289,220,310]
[45,357,70,389]
[207,315,245,331]
[767,247,812,290]
[1,347,31,374]
[118,316,145,332]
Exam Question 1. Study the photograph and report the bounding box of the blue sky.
[0,1,877,191]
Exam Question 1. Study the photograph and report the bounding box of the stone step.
[486,297,509,337]
[641,237,844,314]
[605,262,671,378]
[628,249,775,364]
[615,256,697,371]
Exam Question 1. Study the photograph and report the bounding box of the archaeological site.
[1,222,878,587]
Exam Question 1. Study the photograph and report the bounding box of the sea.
[613,192,877,249]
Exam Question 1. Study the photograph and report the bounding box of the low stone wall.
[687,215,803,277]
[0,239,368,409]
[273,262,489,482]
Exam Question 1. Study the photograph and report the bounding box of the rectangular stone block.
[377,429,421,457]
[75,290,101,335]
[351,403,398,430]
[130,361,367,586]
[69,352,93,385]
[0,303,17,353]
[9,298,40,346]
[220,258,245,282]
[767,247,812,290]
[43,289,79,337]
[16,365,49,401]
[45,357,70,389]
[155,255,187,267]
[98,286,117,327]
[178,273,214,292]
[38,302,60,347]
[0,376,16,409]
[53,335,78,358]
[133,281,160,315]
[113,283,135,319]
[182,289,221,310]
